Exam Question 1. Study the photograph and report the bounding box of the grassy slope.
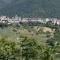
[0,26,48,43]
[0,26,59,60]
[0,27,17,42]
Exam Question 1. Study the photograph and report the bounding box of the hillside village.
[0,15,60,25]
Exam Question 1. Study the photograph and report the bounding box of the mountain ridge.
[0,0,60,18]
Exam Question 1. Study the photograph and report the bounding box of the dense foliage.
[0,37,21,60]
[0,36,59,60]
[0,22,59,60]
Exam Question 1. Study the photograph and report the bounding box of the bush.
[0,37,21,60]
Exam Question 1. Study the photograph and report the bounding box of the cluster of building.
[0,15,60,25]
[0,16,21,24]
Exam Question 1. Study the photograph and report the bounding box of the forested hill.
[0,0,60,18]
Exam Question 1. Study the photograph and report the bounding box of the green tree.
[54,29,60,42]
[21,37,38,60]
[0,37,21,60]
[44,42,58,60]
[45,21,54,29]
